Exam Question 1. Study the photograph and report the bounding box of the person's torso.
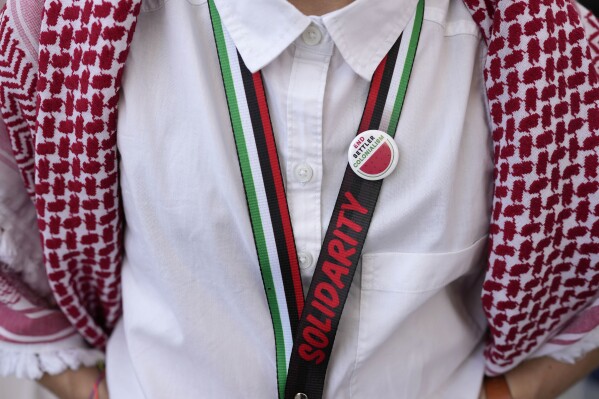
[107,0,493,397]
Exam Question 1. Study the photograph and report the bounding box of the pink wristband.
[88,370,106,399]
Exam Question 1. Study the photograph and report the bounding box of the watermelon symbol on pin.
[348,130,399,181]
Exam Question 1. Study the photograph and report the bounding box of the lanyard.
[208,2,424,398]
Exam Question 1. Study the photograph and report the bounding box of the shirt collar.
[212,0,419,81]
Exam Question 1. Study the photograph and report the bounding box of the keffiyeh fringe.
[0,345,104,379]
[550,326,599,363]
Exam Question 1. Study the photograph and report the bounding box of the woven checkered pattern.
[35,0,142,348]
[0,5,37,195]
[464,0,599,374]
[0,0,142,348]
[582,4,599,66]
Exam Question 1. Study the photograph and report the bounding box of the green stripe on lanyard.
[208,1,424,397]
[209,2,291,396]
[388,0,425,136]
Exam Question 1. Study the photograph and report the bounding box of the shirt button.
[295,394,308,399]
[295,163,313,183]
[301,25,322,46]
[298,252,313,269]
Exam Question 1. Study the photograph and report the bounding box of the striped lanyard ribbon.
[208,2,424,398]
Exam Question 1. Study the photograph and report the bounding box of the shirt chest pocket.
[349,236,488,399]
[361,236,489,293]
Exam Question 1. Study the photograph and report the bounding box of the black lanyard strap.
[209,1,425,397]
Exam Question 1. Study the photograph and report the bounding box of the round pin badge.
[348,130,399,181]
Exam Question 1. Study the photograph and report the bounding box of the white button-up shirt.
[107,0,493,397]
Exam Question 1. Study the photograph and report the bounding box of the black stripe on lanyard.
[239,52,302,335]
[285,172,382,399]
[284,35,401,399]
[367,36,401,131]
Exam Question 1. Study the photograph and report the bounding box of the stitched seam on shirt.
[424,20,481,38]
[294,42,336,58]
[184,0,208,6]
[140,0,169,13]
[139,0,208,14]
[348,263,364,399]
[425,7,481,38]
[478,41,493,157]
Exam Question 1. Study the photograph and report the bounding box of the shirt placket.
[286,21,333,291]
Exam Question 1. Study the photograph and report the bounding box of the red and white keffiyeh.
[0,0,597,379]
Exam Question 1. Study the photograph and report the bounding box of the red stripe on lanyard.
[252,72,305,319]
[358,55,388,133]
